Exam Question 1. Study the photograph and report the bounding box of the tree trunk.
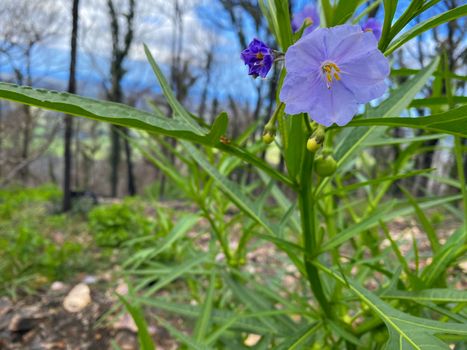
[107,0,136,197]
[63,0,80,212]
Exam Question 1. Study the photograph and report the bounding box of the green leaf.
[0,82,226,146]
[154,315,206,350]
[409,96,467,108]
[379,0,398,50]
[139,254,208,296]
[118,295,156,350]
[345,105,467,138]
[421,227,465,287]
[275,322,321,350]
[259,0,292,51]
[144,44,203,133]
[194,271,216,343]
[138,297,283,335]
[382,289,467,303]
[123,214,199,268]
[385,5,467,55]
[399,186,440,253]
[323,169,434,197]
[317,263,467,350]
[391,68,467,82]
[319,0,334,27]
[319,195,461,254]
[225,276,296,334]
[333,0,359,25]
[284,115,307,181]
[182,142,279,238]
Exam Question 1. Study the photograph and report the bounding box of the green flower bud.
[307,137,321,152]
[262,130,275,144]
[314,155,337,177]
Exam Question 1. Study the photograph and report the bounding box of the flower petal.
[280,73,322,115]
[306,81,359,127]
[340,50,389,103]
[329,30,379,64]
[284,31,326,73]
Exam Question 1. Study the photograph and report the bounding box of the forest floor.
[0,203,465,350]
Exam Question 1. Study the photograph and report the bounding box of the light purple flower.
[291,5,320,35]
[279,24,389,126]
[240,38,273,78]
[361,18,382,41]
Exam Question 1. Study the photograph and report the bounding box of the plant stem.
[454,137,467,238]
[298,145,332,317]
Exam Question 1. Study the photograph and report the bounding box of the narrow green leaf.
[284,115,307,181]
[124,214,199,268]
[275,322,321,350]
[317,263,467,350]
[194,271,216,343]
[320,201,395,253]
[154,315,205,350]
[182,142,279,237]
[333,0,359,25]
[138,298,282,335]
[140,254,208,296]
[345,105,467,138]
[421,227,465,287]
[0,82,229,147]
[323,169,434,197]
[144,44,203,133]
[399,186,440,253]
[379,0,398,50]
[409,96,467,108]
[320,195,461,253]
[385,5,467,55]
[382,289,467,303]
[118,295,156,350]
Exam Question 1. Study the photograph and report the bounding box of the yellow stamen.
[256,52,264,59]
[321,61,342,89]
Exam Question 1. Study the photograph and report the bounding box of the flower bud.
[314,155,337,177]
[262,130,275,144]
[306,137,321,152]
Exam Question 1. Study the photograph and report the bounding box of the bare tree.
[107,0,136,197]
[63,0,80,211]
[0,0,63,184]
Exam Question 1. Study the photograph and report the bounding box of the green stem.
[454,137,467,238]
[298,143,332,317]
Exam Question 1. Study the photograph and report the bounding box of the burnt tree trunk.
[107,0,136,197]
[63,0,80,212]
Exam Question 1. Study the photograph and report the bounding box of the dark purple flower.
[240,38,273,78]
[361,18,382,41]
[291,5,320,35]
[280,25,389,126]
